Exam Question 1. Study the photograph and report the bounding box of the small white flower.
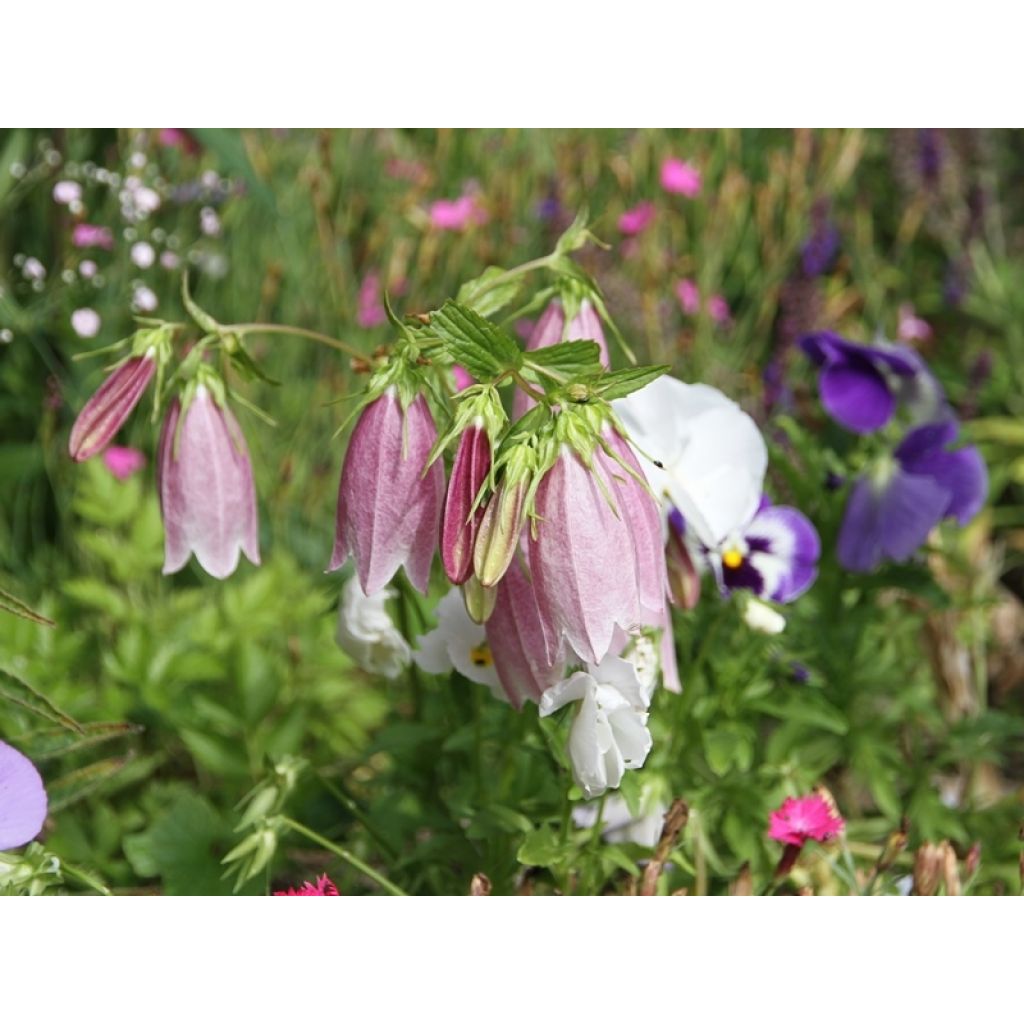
[52,180,82,205]
[22,257,45,281]
[200,206,221,237]
[70,308,101,339]
[540,654,653,798]
[742,596,786,634]
[160,251,180,271]
[335,576,411,680]
[130,241,155,268]
[572,792,669,848]
[78,259,97,279]
[413,588,504,701]
[131,285,158,313]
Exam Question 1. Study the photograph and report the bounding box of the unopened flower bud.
[666,509,701,610]
[912,842,943,896]
[441,419,491,585]
[69,351,156,461]
[473,446,535,589]
[462,573,497,624]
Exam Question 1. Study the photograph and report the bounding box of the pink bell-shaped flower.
[159,385,260,580]
[329,388,444,595]
[69,352,156,461]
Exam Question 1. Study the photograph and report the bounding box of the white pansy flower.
[335,576,411,679]
[573,791,669,848]
[614,375,767,548]
[413,588,504,701]
[540,654,652,798]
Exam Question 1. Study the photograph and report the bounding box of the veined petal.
[0,740,48,850]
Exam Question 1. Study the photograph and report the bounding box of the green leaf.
[0,129,29,207]
[526,340,603,379]
[592,365,671,402]
[430,301,523,380]
[16,722,142,763]
[0,586,54,627]
[0,668,82,732]
[752,692,849,735]
[517,824,565,867]
[229,343,281,386]
[456,267,522,318]
[61,577,130,619]
[47,754,137,813]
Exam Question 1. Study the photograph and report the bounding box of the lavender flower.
[0,740,47,850]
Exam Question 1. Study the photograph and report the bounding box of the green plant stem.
[230,323,364,358]
[280,817,408,896]
[316,773,400,862]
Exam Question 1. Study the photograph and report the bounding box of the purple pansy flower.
[837,420,987,573]
[716,500,821,604]
[800,332,945,434]
[0,740,48,850]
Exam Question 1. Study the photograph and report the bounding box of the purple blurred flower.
[618,201,655,236]
[0,739,48,850]
[71,223,114,250]
[69,353,156,461]
[918,129,943,185]
[329,389,444,595]
[428,193,487,232]
[800,331,943,434]
[660,157,702,198]
[159,387,261,579]
[356,272,386,329]
[103,445,146,481]
[800,211,840,277]
[837,420,987,572]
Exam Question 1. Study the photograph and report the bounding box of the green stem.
[280,817,408,896]
[229,323,364,359]
[316,773,399,862]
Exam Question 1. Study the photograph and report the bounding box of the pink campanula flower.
[768,793,844,847]
[897,303,933,343]
[451,365,474,391]
[273,874,339,896]
[618,201,655,236]
[356,272,387,329]
[329,389,444,595]
[71,223,114,250]
[708,294,731,326]
[0,740,48,850]
[69,352,157,461]
[103,445,146,481]
[159,386,260,580]
[675,279,701,315]
[660,157,702,198]
[428,193,488,232]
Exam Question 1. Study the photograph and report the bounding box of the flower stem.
[280,816,408,896]
[229,322,364,358]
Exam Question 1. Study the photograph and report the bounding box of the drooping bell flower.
[441,419,491,585]
[159,383,260,579]
[799,331,946,434]
[0,740,48,851]
[485,553,566,708]
[330,388,444,595]
[529,439,647,666]
[614,374,767,549]
[335,576,411,680]
[715,499,820,604]
[837,419,987,573]
[513,298,610,419]
[539,654,652,799]
[69,351,156,461]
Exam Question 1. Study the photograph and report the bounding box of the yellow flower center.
[722,548,744,570]
[470,643,493,668]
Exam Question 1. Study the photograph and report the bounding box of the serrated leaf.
[457,267,523,318]
[46,753,136,813]
[517,824,565,867]
[430,301,523,380]
[526,340,603,378]
[592,365,671,402]
[16,721,143,763]
[0,586,54,627]
[0,668,82,732]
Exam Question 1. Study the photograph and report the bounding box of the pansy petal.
[819,360,895,434]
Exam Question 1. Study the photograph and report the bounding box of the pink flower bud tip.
[330,389,444,596]
[441,420,491,585]
[69,352,156,461]
[159,387,260,580]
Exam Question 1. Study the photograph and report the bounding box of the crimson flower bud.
[440,419,491,585]
[68,352,156,461]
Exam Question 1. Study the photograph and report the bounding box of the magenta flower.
[273,874,339,896]
[660,157,702,198]
[329,389,444,595]
[618,201,655,236]
[440,419,491,585]
[768,794,844,847]
[156,128,200,155]
[71,223,114,250]
[0,739,48,851]
[159,386,260,580]
[103,445,146,481]
[429,194,487,232]
[897,303,933,343]
[451,365,474,391]
[69,352,156,461]
[708,294,731,326]
[485,554,566,708]
[528,438,664,665]
[675,279,700,315]
[356,272,387,329]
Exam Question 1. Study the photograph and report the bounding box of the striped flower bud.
[69,351,156,461]
[440,419,491,585]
